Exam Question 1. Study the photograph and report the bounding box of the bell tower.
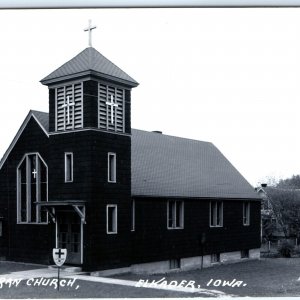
[39,22,138,269]
[40,22,138,134]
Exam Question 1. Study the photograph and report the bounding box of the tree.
[266,187,300,239]
[277,175,300,189]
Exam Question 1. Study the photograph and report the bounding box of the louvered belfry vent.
[98,83,125,133]
[55,82,83,131]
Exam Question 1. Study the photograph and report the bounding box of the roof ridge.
[132,128,212,145]
[30,109,48,114]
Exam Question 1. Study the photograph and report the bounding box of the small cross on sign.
[56,248,63,258]
[106,94,119,124]
[61,96,75,125]
[84,19,97,47]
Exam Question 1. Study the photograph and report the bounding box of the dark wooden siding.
[125,89,131,134]
[83,131,132,271]
[0,111,261,270]
[131,198,261,264]
[0,117,54,263]
[48,129,132,270]
[0,164,10,258]
[83,80,98,128]
[49,88,55,132]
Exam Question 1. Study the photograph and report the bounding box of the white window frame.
[107,152,116,183]
[167,200,184,229]
[131,199,135,231]
[64,152,73,183]
[106,205,118,234]
[16,152,48,224]
[243,202,250,226]
[210,201,223,227]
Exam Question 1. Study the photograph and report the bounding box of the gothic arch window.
[17,153,48,224]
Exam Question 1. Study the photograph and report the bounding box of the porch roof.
[35,200,86,206]
[35,200,86,223]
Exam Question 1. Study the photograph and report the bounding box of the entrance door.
[57,212,81,265]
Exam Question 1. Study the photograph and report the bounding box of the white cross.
[106,94,119,124]
[32,169,37,179]
[62,96,75,125]
[84,19,97,47]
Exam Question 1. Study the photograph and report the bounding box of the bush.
[278,240,295,257]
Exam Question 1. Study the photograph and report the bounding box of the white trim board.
[0,111,49,170]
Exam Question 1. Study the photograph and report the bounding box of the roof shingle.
[40,47,138,87]
[131,129,258,199]
[31,111,258,200]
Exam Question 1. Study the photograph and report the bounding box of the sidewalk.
[0,265,230,297]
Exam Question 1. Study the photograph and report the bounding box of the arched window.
[17,153,48,224]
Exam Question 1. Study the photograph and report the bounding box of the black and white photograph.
[1,1,300,298]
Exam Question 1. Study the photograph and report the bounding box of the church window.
[65,153,73,182]
[55,82,83,131]
[98,83,125,132]
[108,153,116,183]
[243,202,250,226]
[17,153,48,224]
[168,200,184,229]
[107,205,117,234]
[210,201,223,227]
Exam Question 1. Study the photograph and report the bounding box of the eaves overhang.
[0,111,49,170]
[131,194,262,201]
[40,70,139,88]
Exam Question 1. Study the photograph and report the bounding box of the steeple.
[40,47,138,87]
[40,24,138,134]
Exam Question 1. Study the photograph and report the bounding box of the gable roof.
[31,110,49,132]
[40,47,138,87]
[1,111,259,200]
[0,110,49,170]
[131,129,259,199]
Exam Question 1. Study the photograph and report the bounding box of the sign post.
[52,248,67,291]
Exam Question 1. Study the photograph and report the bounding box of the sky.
[0,8,300,187]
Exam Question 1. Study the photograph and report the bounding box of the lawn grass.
[0,258,300,297]
[112,258,300,297]
[0,277,190,298]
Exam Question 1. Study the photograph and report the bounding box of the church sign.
[52,248,67,267]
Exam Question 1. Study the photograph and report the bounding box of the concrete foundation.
[249,248,261,259]
[129,248,260,274]
[131,260,170,274]
[181,255,211,270]
[220,251,241,264]
[93,248,261,276]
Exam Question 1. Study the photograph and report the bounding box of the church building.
[0,24,261,273]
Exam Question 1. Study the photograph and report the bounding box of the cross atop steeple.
[84,19,97,47]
